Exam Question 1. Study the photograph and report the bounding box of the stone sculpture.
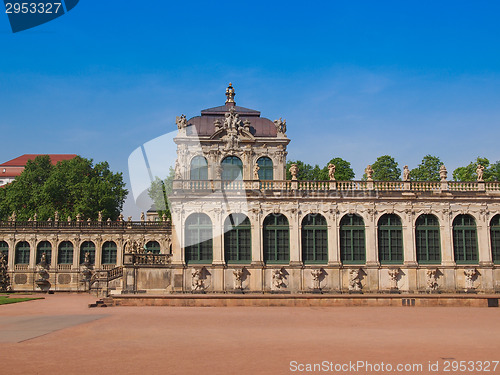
[439,165,448,182]
[176,114,187,130]
[477,164,484,182]
[311,269,322,290]
[426,269,439,293]
[464,268,477,291]
[233,269,243,290]
[365,165,374,181]
[289,164,298,181]
[192,268,205,291]
[273,118,286,134]
[0,253,11,292]
[348,268,362,292]
[403,165,410,182]
[253,164,260,180]
[388,268,399,291]
[328,164,336,181]
[272,268,285,289]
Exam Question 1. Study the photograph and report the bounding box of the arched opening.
[415,214,441,264]
[146,240,161,254]
[340,214,366,264]
[36,241,52,265]
[190,156,208,180]
[185,213,213,264]
[80,241,96,265]
[102,241,117,265]
[491,214,500,264]
[378,214,403,264]
[263,214,289,264]
[453,214,478,264]
[58,241,74,264]
[0,241,9,263]
[15,241,30,265]
[257,157,273,180]
[221,156,243,181]
[301,214,328,264]
[224,214,251,264]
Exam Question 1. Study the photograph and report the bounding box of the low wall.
[111,294,500,308]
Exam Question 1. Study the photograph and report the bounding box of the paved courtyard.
[1,294,499,375]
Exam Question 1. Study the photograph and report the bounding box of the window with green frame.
[15,241,30,264]
[491,215,500,264]
[257,157,273,180]
[58,241,74,264]
[36,241,52,265]
[102,241,117,264]
[224,214,251,264]
[190,156,208,180]
[378,214,403,264]
[340,214,366,264]
[80,241,96,265]
[146,241,161,254]
[453,214,478,264]
[0,241,8,263]
[302,214,328,264]
[415,214,441,264]
[185,213,213,264]
[263,214,289,264]
[221,156,243,181]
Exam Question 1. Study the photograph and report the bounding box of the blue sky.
[1,1,500,217]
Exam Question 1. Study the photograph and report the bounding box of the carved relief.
[349,268,363,292]
[388,268,399,291]
[426,269,439,293]
[191,268,205,292]
[272,268,286,289]
[464,268,477,291]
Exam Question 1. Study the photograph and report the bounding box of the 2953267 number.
[5,2,62,14]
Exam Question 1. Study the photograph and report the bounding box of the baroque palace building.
[1,83,500,295]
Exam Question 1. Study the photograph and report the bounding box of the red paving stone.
[1,294,499,375]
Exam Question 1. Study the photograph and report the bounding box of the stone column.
[29,238,37,270]
[477,221,493,266]
[441,211,455,266]
[72,240,79,269]
[403,213,417,266]
[212,210,224,266]
[365,217,379,267]
[327,212,340,266]
[250,211,263,265]
[289,212,301,266]
[94,239,102,269]
[7,237,15,271]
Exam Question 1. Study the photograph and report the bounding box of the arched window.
[378,214,403,264]
[80,241,96,265]
[491,215,500,264]
[263,214,289,264]
[185,213,213,264]
[146,240,161,254]
[102,241,117,265]
[453,214,478,264]
[224,214,251,264]
[257,157,273,180]
[0,241,8,263]
[190,156,208,180]
[58,241,74,264]
[340,214,366,264]
[15,241,30,265]
[36,241,52,265]
[416,214,441,264]
[302,214,328,264]
[221,156,243,181]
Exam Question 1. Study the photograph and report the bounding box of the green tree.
[453,157,494,181]
[410,155,444,181]
[364,155,401,181]
[490,161,500,181]
[319,157,355,181]
[0,155,127,221]
[148,167,175,220]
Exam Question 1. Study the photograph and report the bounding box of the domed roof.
[186,84,278,138]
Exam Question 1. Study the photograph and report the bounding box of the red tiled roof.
[0,154,77,167]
